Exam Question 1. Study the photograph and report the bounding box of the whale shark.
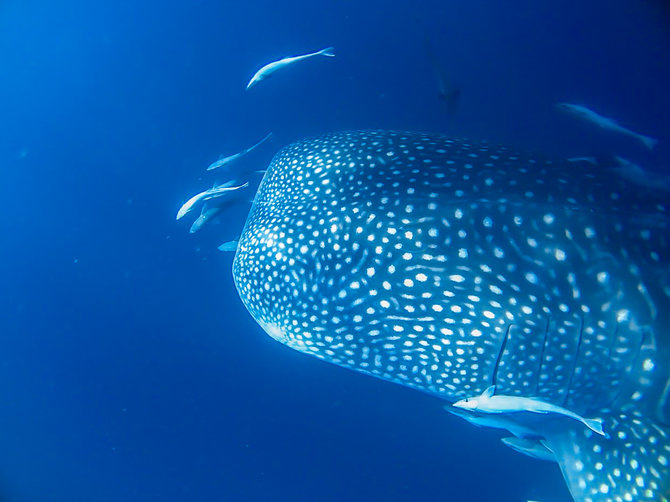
[230,130,670,501]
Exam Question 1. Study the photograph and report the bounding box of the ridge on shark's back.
[231,130,670,502]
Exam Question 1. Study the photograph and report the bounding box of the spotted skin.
[231,131,670,502]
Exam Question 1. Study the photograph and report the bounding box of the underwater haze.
[0,1,669,501]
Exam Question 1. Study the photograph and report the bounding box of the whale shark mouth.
[232,130,670,502]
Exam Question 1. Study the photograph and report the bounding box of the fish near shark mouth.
[232,130,670,502]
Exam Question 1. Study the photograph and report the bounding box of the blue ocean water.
[0,1,668,501]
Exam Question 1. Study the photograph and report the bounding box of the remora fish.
[453,385,606,436]
[207,133,273,172]
[246,47,335,90]
[176,181,248,220]
[190,204,225,233]
[231,130,670,502]
[500,437,555,462]
[450,402,556,461]
[611,156,670,193]
[557,103,658,150]
[446,404,542,439]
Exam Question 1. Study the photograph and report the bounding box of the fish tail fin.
[545,413,670,501]
[189,216,205,234]
[248,132,273,152]
[318,46,335,57]
[583,417,606,437]
[640,134,658,150]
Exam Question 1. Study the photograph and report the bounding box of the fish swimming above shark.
[557,103,658,150]
[246,47,335,90]
[227,130,669,501]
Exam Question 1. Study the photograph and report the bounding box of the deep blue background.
[0,1,668,500]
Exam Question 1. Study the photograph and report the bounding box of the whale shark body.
[230,131,670,501]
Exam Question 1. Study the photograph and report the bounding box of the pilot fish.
[230,130,670,502]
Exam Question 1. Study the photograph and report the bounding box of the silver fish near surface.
[231,130,670,502]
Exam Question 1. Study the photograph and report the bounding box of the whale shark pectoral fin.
[483,385,496,397]
[545,413,670,502]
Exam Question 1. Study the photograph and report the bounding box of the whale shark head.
[231,130,670,502]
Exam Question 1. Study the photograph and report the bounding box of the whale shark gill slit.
[492,323,512,387]
[535,316,551,395]
[231,130,670,501]
[562,315,585,407]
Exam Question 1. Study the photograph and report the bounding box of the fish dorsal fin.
[483,385,496,398]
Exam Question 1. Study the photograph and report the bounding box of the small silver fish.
[611,156,670,192]
[557,103,658,150]
[445,404,542,439]
[500,437,555,462]
[176,181,247,220]
[246,47,335,90]
[453,386,606,436]
[207,133,273,172]
[189,204,225,233]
